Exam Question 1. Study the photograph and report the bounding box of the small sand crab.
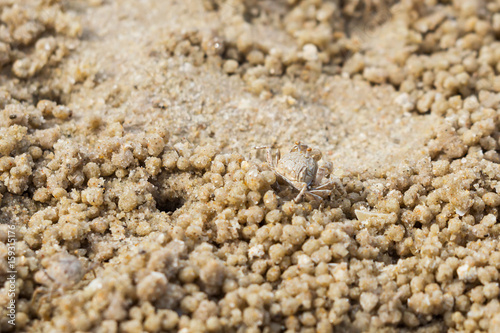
[32,252,96,312]
[257,142,334,202]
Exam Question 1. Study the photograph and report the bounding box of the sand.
[1,0,500,332]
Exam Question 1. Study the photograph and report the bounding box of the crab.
[257,142,334,202]
[32,252,96,314]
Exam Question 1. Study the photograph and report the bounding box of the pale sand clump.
[2,0,500,332]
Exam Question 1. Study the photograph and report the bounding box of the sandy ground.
[2,0,500,332]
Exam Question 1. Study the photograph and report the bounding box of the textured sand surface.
[2,0,500,332]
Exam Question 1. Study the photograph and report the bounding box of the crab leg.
[309,190,332,197]
[255,146,275,168]
[294,184,309,203]
[314,180,334,190]
[304,191,324,202]
[274,170,301,191]
[314,162,333,187]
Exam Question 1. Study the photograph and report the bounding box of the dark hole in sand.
[151,173,189,214]
[155,195,185,214]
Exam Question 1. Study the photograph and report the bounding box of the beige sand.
[1,0,500,332]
